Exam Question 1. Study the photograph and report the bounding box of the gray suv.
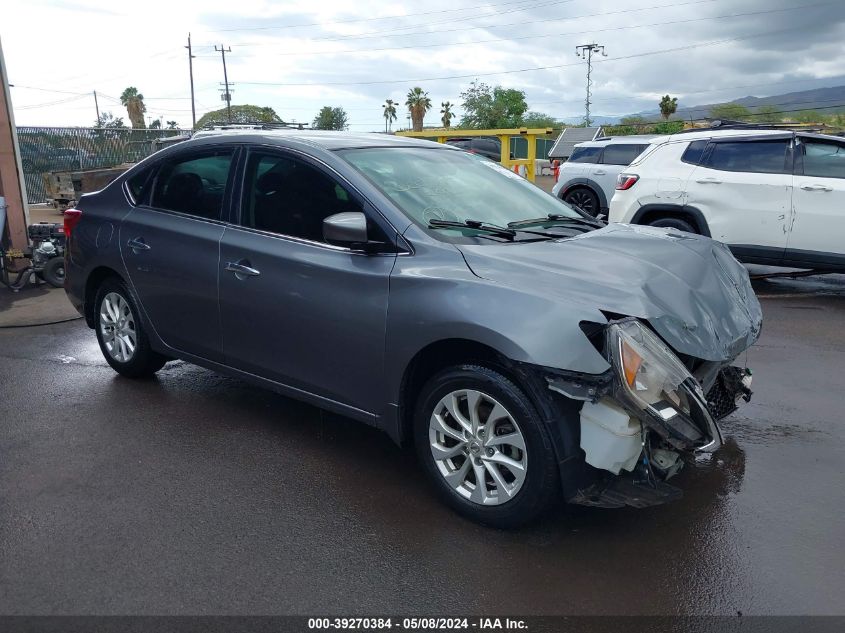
[64,131,761,527]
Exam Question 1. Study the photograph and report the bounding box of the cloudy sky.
[4,0,845,129]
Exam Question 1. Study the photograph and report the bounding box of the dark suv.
[64,131,761,526]
[444,136,506,161]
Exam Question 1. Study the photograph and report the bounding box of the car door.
[788,136,845,264]
[218,147,396,414]
[685,137,792,258]
[595,144,641,197]
[119,147,236,363]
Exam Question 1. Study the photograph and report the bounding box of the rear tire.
[414,365,559,528]
[94,278,166,378]
[563,187,600,217]
[648,217,697,233]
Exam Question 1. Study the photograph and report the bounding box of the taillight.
[63,208,82,236]
[616,174,639,190]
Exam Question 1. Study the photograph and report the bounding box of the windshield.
[339,147,582,241]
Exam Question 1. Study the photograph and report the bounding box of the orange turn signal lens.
[620,339,643,388]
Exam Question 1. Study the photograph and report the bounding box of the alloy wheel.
[99,292,137,363]
[566,190,596,215]
[429,389,527,506]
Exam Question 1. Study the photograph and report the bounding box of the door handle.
[800,184,832,192]
[126,237,150,252]
[696,178,722,184]
[225,260,261,279]
[593,170,606,175]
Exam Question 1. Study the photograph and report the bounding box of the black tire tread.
[413,364,559,528]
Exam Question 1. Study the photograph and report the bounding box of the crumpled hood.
[458,224,763,362]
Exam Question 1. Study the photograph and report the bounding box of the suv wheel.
[648,217,697,233]
[414,365,559,527]
[563,187,600,217]
[94,278,166,378]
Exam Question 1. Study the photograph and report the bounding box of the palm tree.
[382,99,397,133]
[120,87,147,129]
[440,101,454,128]
[405,87,432,132]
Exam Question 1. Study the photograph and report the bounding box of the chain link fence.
[17,127,189,204]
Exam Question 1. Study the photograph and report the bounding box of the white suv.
[609,128,845,271]
[552,136,656,218]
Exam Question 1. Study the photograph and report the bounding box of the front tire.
[94,278,166,378]
[414,365,559,527]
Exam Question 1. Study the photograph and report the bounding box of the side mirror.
[323,212,368,247]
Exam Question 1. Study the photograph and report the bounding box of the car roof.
[574,135,658,148]
[182,130,451,151]
[646,127,845,146]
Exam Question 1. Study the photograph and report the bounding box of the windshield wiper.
[507,213,605,230]
[429,219,517,240]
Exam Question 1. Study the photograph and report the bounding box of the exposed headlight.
[607,319,695,422]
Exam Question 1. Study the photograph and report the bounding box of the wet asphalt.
[0,273,843,616]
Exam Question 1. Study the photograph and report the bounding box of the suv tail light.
[616,174,639,190]
[63,209,82,236]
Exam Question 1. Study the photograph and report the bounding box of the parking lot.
[0,272,843,616]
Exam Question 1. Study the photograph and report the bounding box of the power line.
[238,2,833,58]
[200,0,544,33]
[234,24,820,87]
[221,0,720,47]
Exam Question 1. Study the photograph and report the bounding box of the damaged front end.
[548,318,753,509]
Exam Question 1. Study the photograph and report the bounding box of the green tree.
[522,111,557,128]
[459,80,527,129]
[709,103,751,122]
[148,118,162,129]
[195,105,283,128]
[653,120,685,135]
[94,111,126,128]
[792,110,823,124]
[166,120,179,129]
[120,87,146,129]
[440,101,454,128]
[406,87,432,131]
[382,99,397,133]
[620,115,651,127]
[312,106,349,130]
[659,95,678,120]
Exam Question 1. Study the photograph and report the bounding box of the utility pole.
[93,90,100,124]
[575,43,606,127]
[185,33,196,129]
[215,44,232,123]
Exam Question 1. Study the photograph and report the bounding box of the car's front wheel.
[94,278,166,378]
[414,365,559,527]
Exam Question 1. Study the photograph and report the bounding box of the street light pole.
[575,43,606,127]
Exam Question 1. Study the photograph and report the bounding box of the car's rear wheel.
[563,187,600,217]
[94,278,166,378]
[414,365,559,527]
[648,216,697,233]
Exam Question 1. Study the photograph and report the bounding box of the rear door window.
[569,146,603,163]
[150,150,234,220]
[704,140,790,174]
[601,144,645,166]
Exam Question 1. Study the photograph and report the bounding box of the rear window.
[681,140,709,165]
[704,140,789,174]
[801,139,845,179]
[601,144,647,166]
[569,146,603,163]
[150,150,234,220]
